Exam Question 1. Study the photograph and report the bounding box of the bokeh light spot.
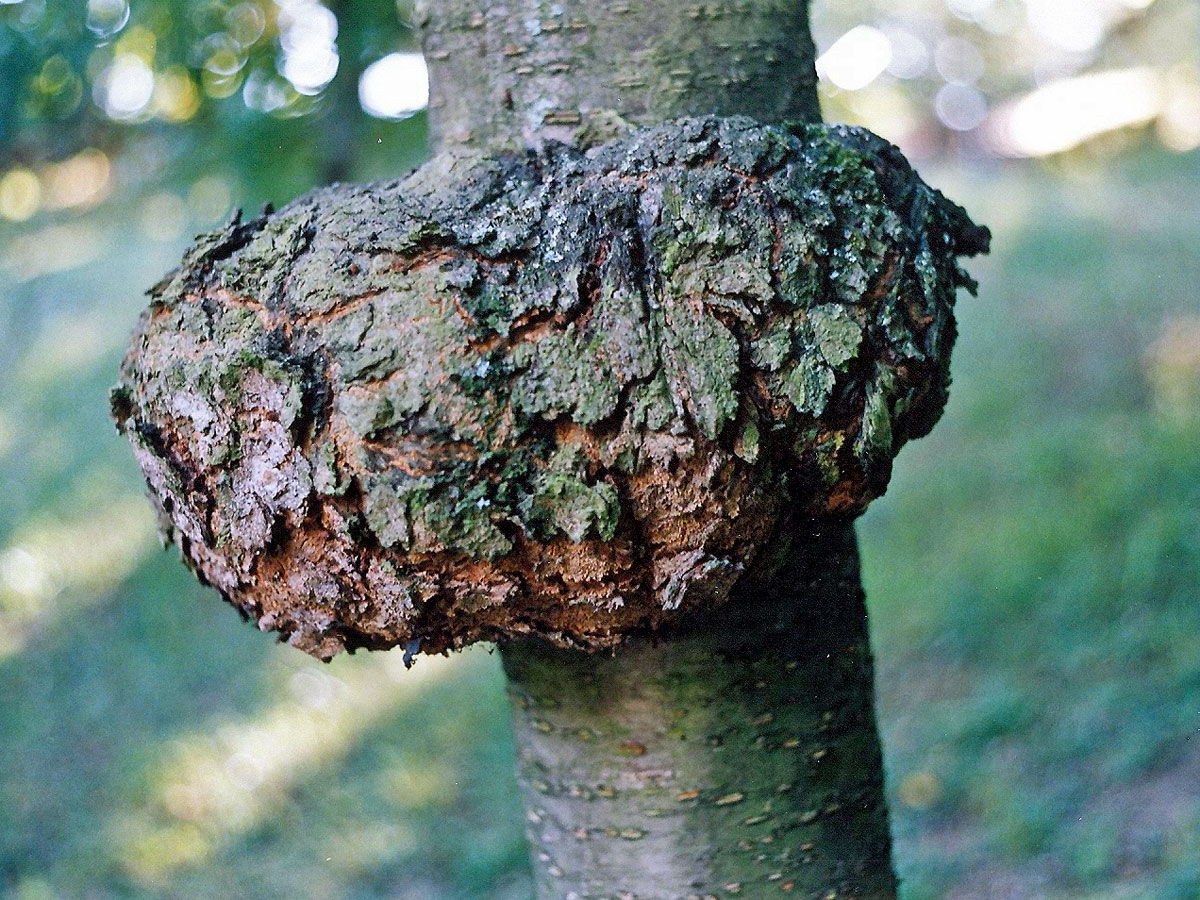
[935,83,989,131]
[817,25,893,92]
[1145,315,1200,423]
[140,192,189,241]
[153,66,202,122]
[358,52,429,120]
[226,2,266,47]
[188,176,234,224]
[85,0,130,39]
[200,32,246,77]
[201,68,244,99]
[1024,0,1107,54]
[0,546,58,603]
[990,67,1163,156]
[32,55,84,117]
[899,772,944,809]
[935,37,986,85]
[0,168,42,221]
[2,222,107,282]
[243,68,294,113]
[4,0,44,29]
[115,23,157,62]
[95,54,155,120]
[278,1,340,95]
[948,0,996,19]
[1157,67,1200,152]
[883,26,930,80]
[43,148,111,210]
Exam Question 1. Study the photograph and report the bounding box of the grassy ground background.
[0,146,1197,899]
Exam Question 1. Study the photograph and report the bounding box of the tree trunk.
[318,0,366,183]
[416,3,898,898]
[503,526,896,899]
[416,0,821,151]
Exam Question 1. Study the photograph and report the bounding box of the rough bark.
[416,0,821,151]
[111,119,985,659]
[112,1,989,895]
[406,4,972,898]
[503,525,896,899]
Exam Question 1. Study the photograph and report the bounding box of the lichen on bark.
[112,116,988,659]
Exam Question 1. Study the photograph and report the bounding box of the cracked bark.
[415,2,896,897]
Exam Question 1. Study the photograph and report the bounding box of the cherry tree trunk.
[502,526,896,899]
[415,2,898,897]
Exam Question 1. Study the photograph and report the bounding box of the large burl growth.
[112,117,987,659]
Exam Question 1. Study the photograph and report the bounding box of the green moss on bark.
[114,116,987,659]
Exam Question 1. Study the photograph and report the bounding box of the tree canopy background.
[1,0,1195,212]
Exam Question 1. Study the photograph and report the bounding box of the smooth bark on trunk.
[415,3,898,897]
[416,0,821,150]
[503,527,896,899]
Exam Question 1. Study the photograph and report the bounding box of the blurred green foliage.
[860,150,1200,899]
[1,143,1198,897]
[0,1,1198,898]
[1,0,426,200]
[2,0,1195,199]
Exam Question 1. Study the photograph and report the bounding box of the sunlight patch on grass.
[1146,314,1200,425]
[1,222,110,282]
[0,495,155,657]
[0,411,13,460]
[16,309,127,386]
[111,647,468,886]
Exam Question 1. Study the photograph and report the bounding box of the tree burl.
[112,117,988,660]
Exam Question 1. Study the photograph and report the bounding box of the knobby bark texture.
[111,119,985,659]
[112,0,989,895]
[416,0,821,151]
[503,526,895,899]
